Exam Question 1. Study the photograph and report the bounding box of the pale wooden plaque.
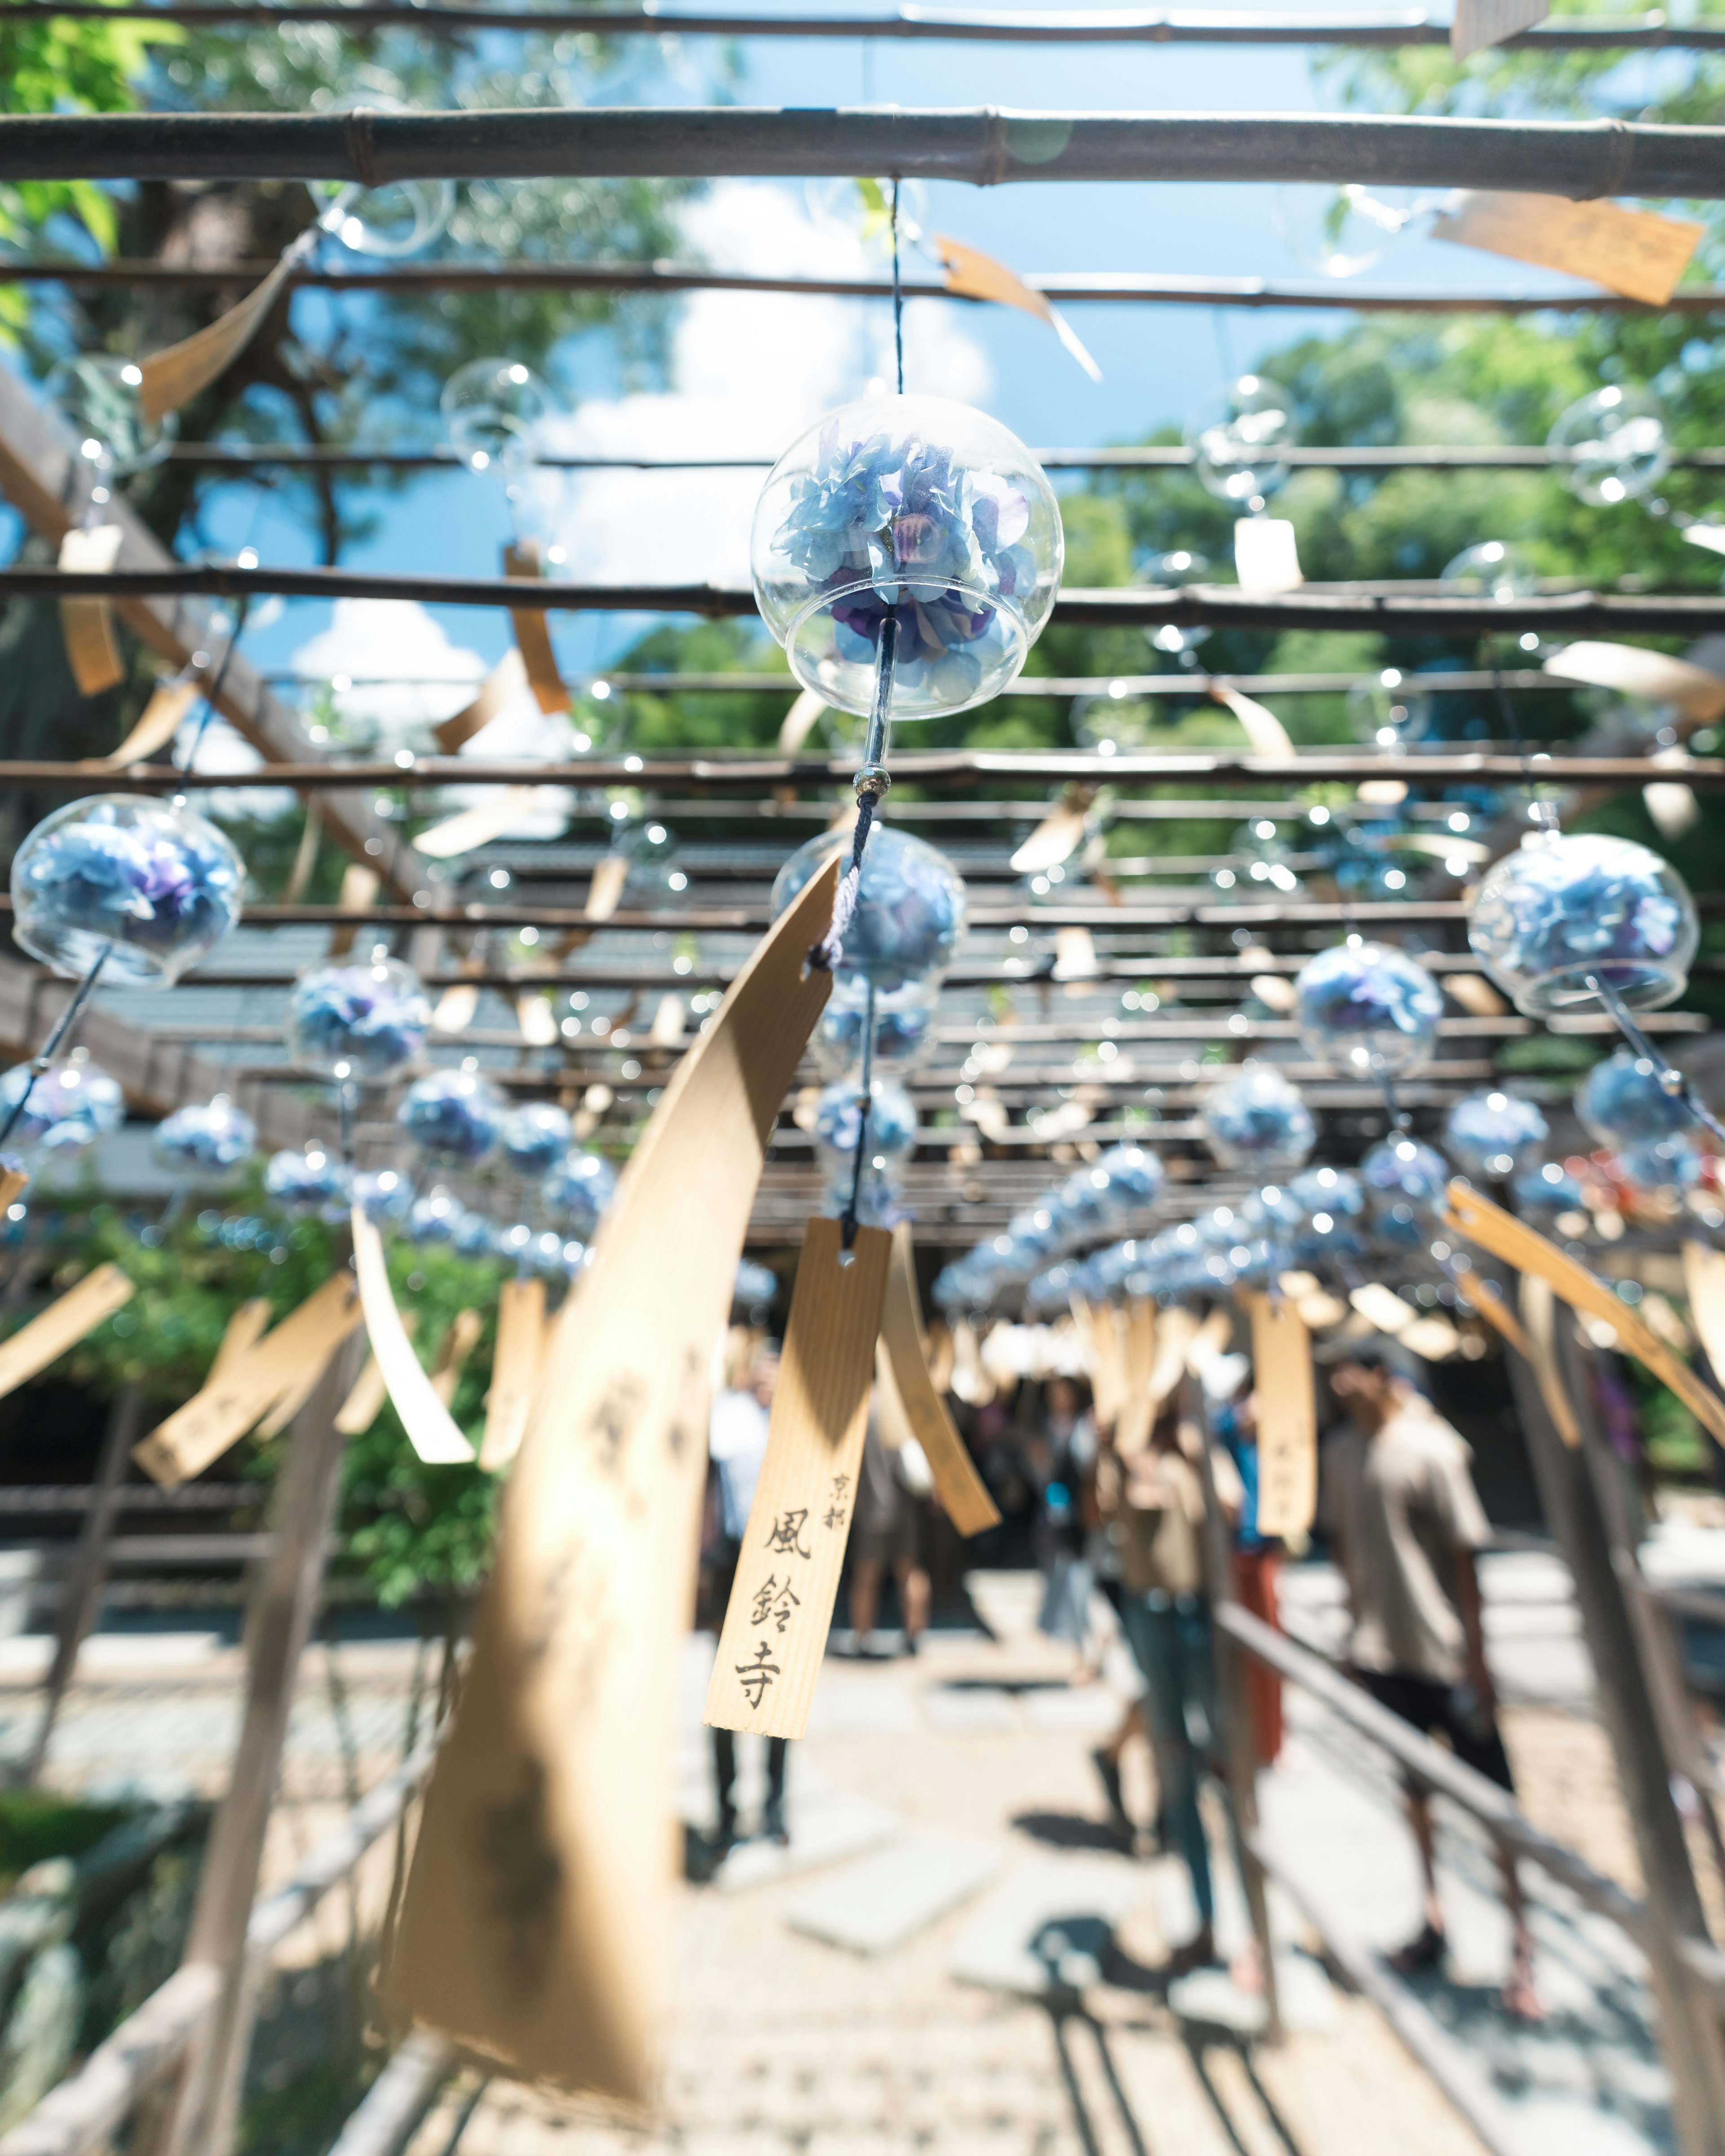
[0,1264,133,1406]
[1246,1292,1317,1538]
[134,1273,362,1488]
[351,1208,475,1465]
[430,1307,485,1409]
[385,859,839,2102]
[1683,1240,1725,1391]
[0,1167,28,1214]
[1213,682,1295,757]
[413,784,544,861]
[435,647,529,754]
[139,251,298,423]
[1115,1298,1159,1456]
[878,1224,1000,1536]
[1451,0,1548,60]
[1233,518,1303,596]
[1544,641,1725,723]
[504,541,569,714]
[1432,192,1703,307]
[1009,795,1090,874]
[935,234,1101,380]
[777,686,826,754]
[58,524,126,696]
[94,677,201,767]
[705,1214,892,1742]
[1446,1180,1725,1443]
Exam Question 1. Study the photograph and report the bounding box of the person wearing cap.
[1319,1339,1540,2019]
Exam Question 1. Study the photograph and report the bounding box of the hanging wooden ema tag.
[1233,519,1302,596]
[0,1166,28,1214]
[1431,192,1703,307]
[1683,1240,1725,1385]
[385,857,839,2102]
[1010,783,1095,875]
[1451,0,1547,59]
[504,539,569,714]
[1212,682,1294,757]
[1544,642,1725,724]
[479,1276,548,1472]
[878,1223,1000,1536]
[435,646,529,754]
[931,234,1101,381]
[705,1215,892,1742]
[1245,1291,1317,1537]
[92,676,201,768]
[1445,1180,1725,1444]
[334,1313,415,1438]
[0,1265,133,1407]
[326,862,380,959]
[1115,1297,1159,1457]
[414,784,544,862]
[350,1209,475,1465]
[133,1272,363,1488]
[58,525,126,696]
[139,249,301,423]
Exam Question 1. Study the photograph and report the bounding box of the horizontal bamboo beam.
[1,109,1720,198]
[13,564,1725,636]
[9,260,1725,317]
[0,749,1707,790]
[11,3,1725,48]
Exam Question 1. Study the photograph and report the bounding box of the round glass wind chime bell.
[749,182,1065,1246]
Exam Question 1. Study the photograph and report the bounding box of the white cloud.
[537,181,993,589]
[290,599,488,747]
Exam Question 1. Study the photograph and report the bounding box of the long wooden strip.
[1432,191,1703,307]
[1245,1291,1317,1538]
[133,1273,362,1489]
[434,646,527,754]
[1115,1297,1159,1456]
[412,783,544,860]
[0,1265,133,1406]
[504,540,568,714]
[1213,681,1294,756]
[479,1277,547,1471]
[1451,0,1547,59]
[93,677,200,767]
[58,524,126,696]
[209,1299,271,1385]
[878,1224,1000,1537]
[1445,1180,1725,1444]
[1683,1240,1725,1387]
[1517,1272,1585,1450]
[139,249,298,424]
[705,1215,891,1742]
[430,1307,485,1408]
[0,1168,29,1215]
[385,855,839,2102]
[350,1208,475,1465]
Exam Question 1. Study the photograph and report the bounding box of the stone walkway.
[2,1555,1703,2156]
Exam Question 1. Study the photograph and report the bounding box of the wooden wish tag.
[436,647,529,754]
[1683,1239,1725,1383]
[333,1315,414,1439]
[878,1223,1000,1536]
[778,686,827,755]
[1515,1272,1584,1449]
[414,784,544,862]
[134,1272,362,1489]
[0,1265,133,1408]
[1115,1297,1159,1457]
[327,862,380,960]
[705,1215,892,1742]
[1010,784,1095,875]
[0,1166,28,1215]
[1431,191,1703,307]
[1233,518,1303,596]
[211,1298,271,1381]
[480,1276,548,1471]
[1148,1304,1199,1415]
[1451,0,1548,60]
[350,1208,475,1465]
[1245,1291,1318,1539]
[504,540,569,714]
[139,251,300,424]
[385,856,840,2103]
[1544,641,1725,725]
[1445,1180,1725,1445]
[93,676,202,769]
[933,234,1101,381]
[1212,681,1295,757]
[58,525,127,697]
[431,1308,485,1408]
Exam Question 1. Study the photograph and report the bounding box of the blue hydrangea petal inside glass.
[1468,833,1698,1017]
[542,1148,618,1239]
[264,1147,352,1217]
[287,959,431,1082]
[773,826,966,993]
[11,795,243,987]
[500,1101,574,1179]
[1199,1068,1316,1174]
[395,1070,506,1167]
[1577,1048,1692,1150]
[1443,1089,1549,1181]
[152,1097,257,1177]
[0,1059,124,1158]
[752,394,1064,721]
[1294,941,1443,1077]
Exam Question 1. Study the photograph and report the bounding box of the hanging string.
[0,941,115,1152]
[840,981,879,1252]
[891,177,904,398]
[1486,649,1557,835]
[177,594,252,778]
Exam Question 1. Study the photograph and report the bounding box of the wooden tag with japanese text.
[385,857,839,2103]
[0,1264,133,1407]
[705,1215,892,1741]
[134,1272,362,1488]
[1446,1180,1725,1442]
[351,1208,475,1465]
[1246,1292,1317,1538]
[480,1276,547,1471]
[1432,191,1703,307]
[58,524,126,697]
[878,1224,1000,1536]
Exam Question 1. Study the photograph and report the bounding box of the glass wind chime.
[749,183,1064,1252]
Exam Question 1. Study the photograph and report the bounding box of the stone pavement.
[1,1559,1701,2156]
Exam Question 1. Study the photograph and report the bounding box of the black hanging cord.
[0,941,115,1152]
[178,595,252,775]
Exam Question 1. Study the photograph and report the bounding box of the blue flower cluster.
[542,1147,617,1239]
[811,976,939,1078]
[1359,1137,1451,1249]
[932,1144,1167,1311]
[0,1060,124,1157]
[1200,1068,1315,1175]
[773,826,965,994]
[1443,1089,1548,1181]
[263,1147,352,1217]
[1469,833,1697,1016]
[396,1070,506,1166]
[152,1097,257,1176]
[1577,1049,1691,1149]
[814,1077,918,1174]
[1512,1161,1587,1223]
[11,795,243,986]
[287,959,430,1082]
[735,1258,778,1312]
[1295,941,1442,1077]
[500,1101,573,1178]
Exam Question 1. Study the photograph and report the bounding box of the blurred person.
[1321,1340,1540,2019]
[704,1337,788,1845]
[1213,1385,1284,1767]
[1098,1401,1230,1971]
[1037,1375,1103,1663]
[849,1406,932,1657]
[1084,1414,1152,1846]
